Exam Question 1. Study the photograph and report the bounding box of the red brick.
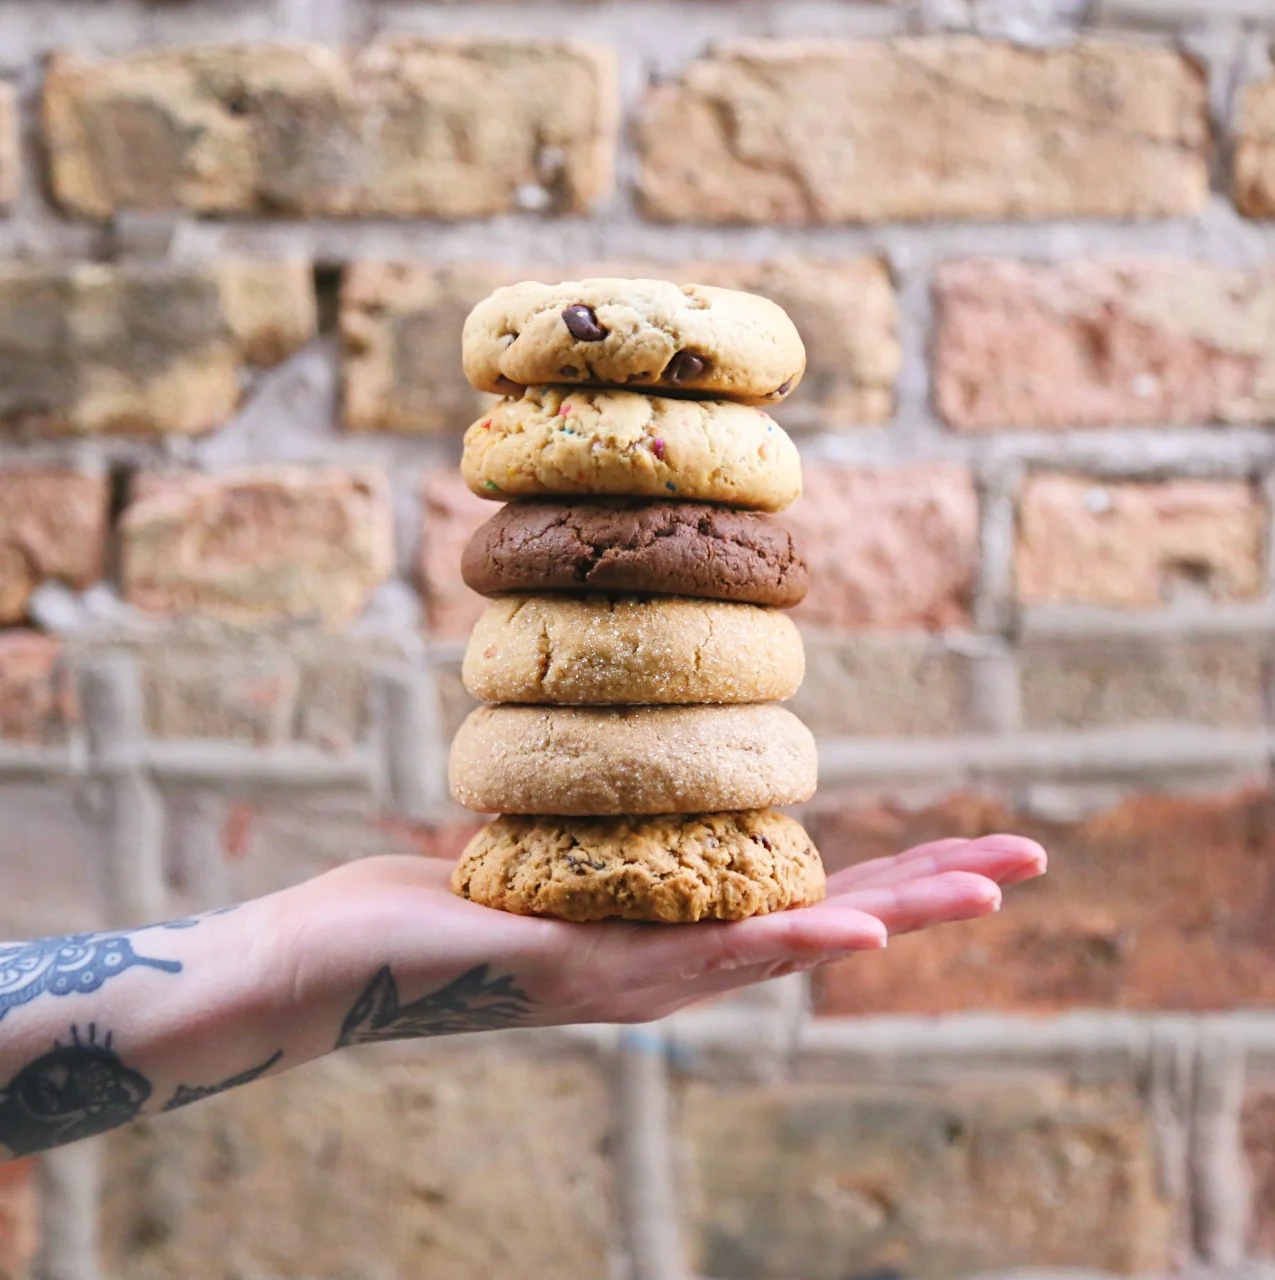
[420,471,491,640]
[0,632,74,744]
[0,1160,39,1280]
[0,262,314,436]
[810,787,1275,1015]
[44,41,617,220]
[0,469,109,624]
[639,38,1208,224]
[1016,475,1265,609]
[0,83,16,209]
[1244,1087,1275,1256]
[682,1077,1173,1277]
[341,257,898,435]
[1235,77,1275,217]
[120,468,394,627]
[785,465,978,631]
[936,259,1275,431]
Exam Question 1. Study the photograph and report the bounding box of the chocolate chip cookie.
[463,595,804,705]
[461,387,801,512]
[462,278,805,404]
[461,499,810,607]
[451,809,826,922]
[449,703,817,816]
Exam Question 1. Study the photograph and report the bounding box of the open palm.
[294,834,1046,1031]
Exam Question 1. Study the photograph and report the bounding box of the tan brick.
[785,464,978,631]
[810,787,1275,1014]
[681,1077,1173,1277]
[0,261,313,436]
[1016,476,1266,609]
[420,470,491,639]
[102,1046,614,1280]
[342,257,898,434]
[342,262,510,435]
[0,1160,39,1280]
[1021,634,1267,730]
[0,469,109,624]
[639,38,1208,224]
[0,632,74,745]
[45,40,617,220]
[120,468,394,627]
[936,259,1275,430]
[0,82,17,209]
[791,633,970,737]
[1245,1086,1275,1256]
[1235,77,1275,217]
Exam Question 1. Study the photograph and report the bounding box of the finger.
[826,835,1046,896]
[817,870,1002,934]
[592,904,888,993]
[826,838,970,889]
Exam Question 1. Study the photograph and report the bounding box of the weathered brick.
[810,787,1275,1014]
[936,259,1275,430]
[791,633,971,737]
[681,1077,1173,1277]
[121,468,395,627]
[435,656,478,744]
[342,262,510,435]
[219,796,482,901]
[0,261,314,436]
[342,257,898,434]
[785,465,979,631]
[639,38,1208,224]
[0,784,105,937]
[0,82,17,209]
[0,631,73,744]
[1235,77,1275,217]
[102,1045,614,1280]
[1021,634,1268,730]
[45,40,617,220]
[0,469,109,624]
[420,470,491,639]
[0,1160,39,1280]
[1245,1086,1275,1256]
[1016,476,1266,609]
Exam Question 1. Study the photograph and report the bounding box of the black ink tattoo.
[0,1024,151,1156]
[0,933,182,1022]
[336,965,535,1048]
[155,905,240,931]
[162,1049,283,1112]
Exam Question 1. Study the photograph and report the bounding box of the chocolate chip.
[562,304,607,342]
[664,350,708,384]
[773,378,793,396]
[494,376,524,395]
[559,365,580,377]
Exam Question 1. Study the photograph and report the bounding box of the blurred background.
[2,0,1275,1276]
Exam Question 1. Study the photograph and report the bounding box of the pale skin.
[0,834,1045,1159]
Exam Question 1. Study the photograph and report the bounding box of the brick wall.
[5,1,1275,1276]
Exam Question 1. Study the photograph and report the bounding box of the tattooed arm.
[0,833,1046,1159]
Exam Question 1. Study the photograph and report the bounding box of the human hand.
[279,834,1046,1044]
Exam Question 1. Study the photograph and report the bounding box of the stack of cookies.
[447,279,823,923]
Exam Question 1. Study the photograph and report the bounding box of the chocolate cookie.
[452,810,826,923]
[462,278,805,405]
[461,499,809,607]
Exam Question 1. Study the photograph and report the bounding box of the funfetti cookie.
[460,387,801,512]
[462,278,805,405]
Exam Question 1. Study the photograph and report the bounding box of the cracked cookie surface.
[449,703,817,816]
[461,387,801,512]
[451,809,825,922]
[461,498,810,607]
[463,594,804,705]
[462,277,806,404]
